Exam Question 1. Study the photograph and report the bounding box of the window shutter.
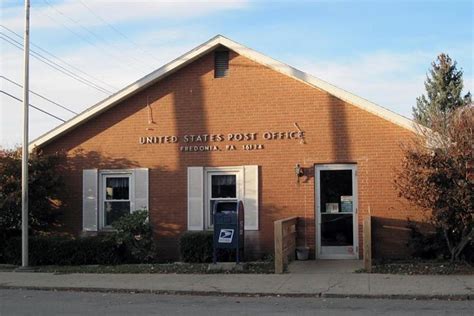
[82,169,98,232]
[244,165,259,230]
[133,168,149,212]
[187,167,204,230]
[214,50,229,78]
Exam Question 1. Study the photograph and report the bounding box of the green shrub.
[0,148,66,233]
[2,235,121,266]
[112,210,156,263]
[0,229,20,263]
[0,211,158,266]
[179,231,213,263]
[407,222,449,260]
[407,221,473,262]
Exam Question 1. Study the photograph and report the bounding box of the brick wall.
[41,49,422,260]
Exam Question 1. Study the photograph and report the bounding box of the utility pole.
[21,0,31,269]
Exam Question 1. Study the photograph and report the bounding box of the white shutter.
[82,169,98,231]
[187,167,204,230]
[244,165,259,230]
[133,168,149,212]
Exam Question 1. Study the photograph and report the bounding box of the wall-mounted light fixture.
[295,164,304,177]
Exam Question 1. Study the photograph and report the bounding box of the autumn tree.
[395,106,473,261]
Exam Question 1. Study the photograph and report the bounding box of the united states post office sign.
[138,130,305,152]
[139,131,305,144]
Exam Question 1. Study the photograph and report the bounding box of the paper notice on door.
[341,196,353,213]
[326,203,339,213]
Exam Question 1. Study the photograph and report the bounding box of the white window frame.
[99,170,135,229]
[204,167,243,230]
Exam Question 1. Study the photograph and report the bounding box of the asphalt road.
[0,289,473,316]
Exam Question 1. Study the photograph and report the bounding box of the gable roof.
[30,35,419,150]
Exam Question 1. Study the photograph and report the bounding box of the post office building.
[31,35,422,260]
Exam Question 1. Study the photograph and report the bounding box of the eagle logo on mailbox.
[218,229,234,243]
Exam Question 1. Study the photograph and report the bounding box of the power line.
[0,32,113,94]
[1,75,78,115]
[0,33,111,95]
[34,7,142,75]
[0,24,119,92]
[42,0,153,71]
[0,32,113,95]
[1,90,66,122]
[77,0,161,64]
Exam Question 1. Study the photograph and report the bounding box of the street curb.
[0,285,472,301]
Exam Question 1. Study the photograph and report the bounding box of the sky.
[1,0,473,148]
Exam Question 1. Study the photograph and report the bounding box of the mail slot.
[212,200,245,264]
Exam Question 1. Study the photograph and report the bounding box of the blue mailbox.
[212,200,245,264]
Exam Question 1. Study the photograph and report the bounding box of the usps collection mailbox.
[212,200,245,264]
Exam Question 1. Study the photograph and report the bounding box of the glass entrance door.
[315,165,358,259]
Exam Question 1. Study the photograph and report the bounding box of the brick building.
[31,35,421,260]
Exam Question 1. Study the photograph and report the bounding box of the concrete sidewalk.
[0,271,473,299]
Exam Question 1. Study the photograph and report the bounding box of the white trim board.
[29,35,420,151]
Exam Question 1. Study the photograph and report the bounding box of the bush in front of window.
[2,235,121,265]
[0,210,157,266]
[179,231,213,263]
[112,209,156,263]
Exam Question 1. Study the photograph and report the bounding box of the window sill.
[98,228,118,234]
[81,229,118,237]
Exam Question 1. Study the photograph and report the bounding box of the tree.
[413,53,471,128]
[395,106,473,261]
[0,147,66,235]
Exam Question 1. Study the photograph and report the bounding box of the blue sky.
[1,0,473,148]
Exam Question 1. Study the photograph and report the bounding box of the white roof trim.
[30,35,419,150]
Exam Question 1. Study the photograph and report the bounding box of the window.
[82,168,149,232]
[187,166,259,231]
[205,169,241,229]
[208,174,238,228]
[103,175,131,227]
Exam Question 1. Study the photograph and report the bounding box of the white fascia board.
[30,35,421,151]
